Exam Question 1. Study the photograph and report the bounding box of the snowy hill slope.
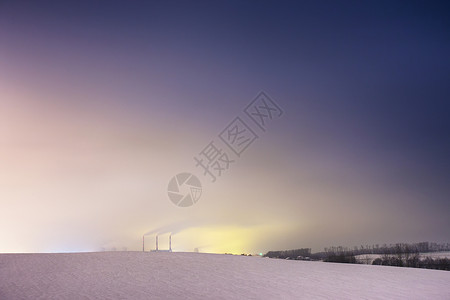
[1,251,449,299]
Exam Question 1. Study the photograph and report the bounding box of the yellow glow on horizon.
[172,223,292,255]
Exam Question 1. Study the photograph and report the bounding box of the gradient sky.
[1,0,449,254]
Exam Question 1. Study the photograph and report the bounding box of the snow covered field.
[1,251,449,299]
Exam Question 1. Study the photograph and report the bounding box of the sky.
[0,0,449,254]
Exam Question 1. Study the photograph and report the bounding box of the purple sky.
[1,0,449,253]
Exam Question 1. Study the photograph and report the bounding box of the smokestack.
[156,235,158,251]
[169,235,172,252]
[142,235,145,252]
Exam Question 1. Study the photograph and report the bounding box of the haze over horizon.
[1,0,449,254]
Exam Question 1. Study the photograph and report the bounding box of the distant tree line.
[264,242,450,270]
[370,244,450,271]
[323,252,357,264]
[321,242,450,270]
[321,242,450,257]
[264,248,311,259]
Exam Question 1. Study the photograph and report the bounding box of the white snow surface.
[1,251,449,299]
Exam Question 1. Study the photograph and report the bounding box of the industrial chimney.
[169,235,172,252]
[156,235,159,251]
[142,235,145,252]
